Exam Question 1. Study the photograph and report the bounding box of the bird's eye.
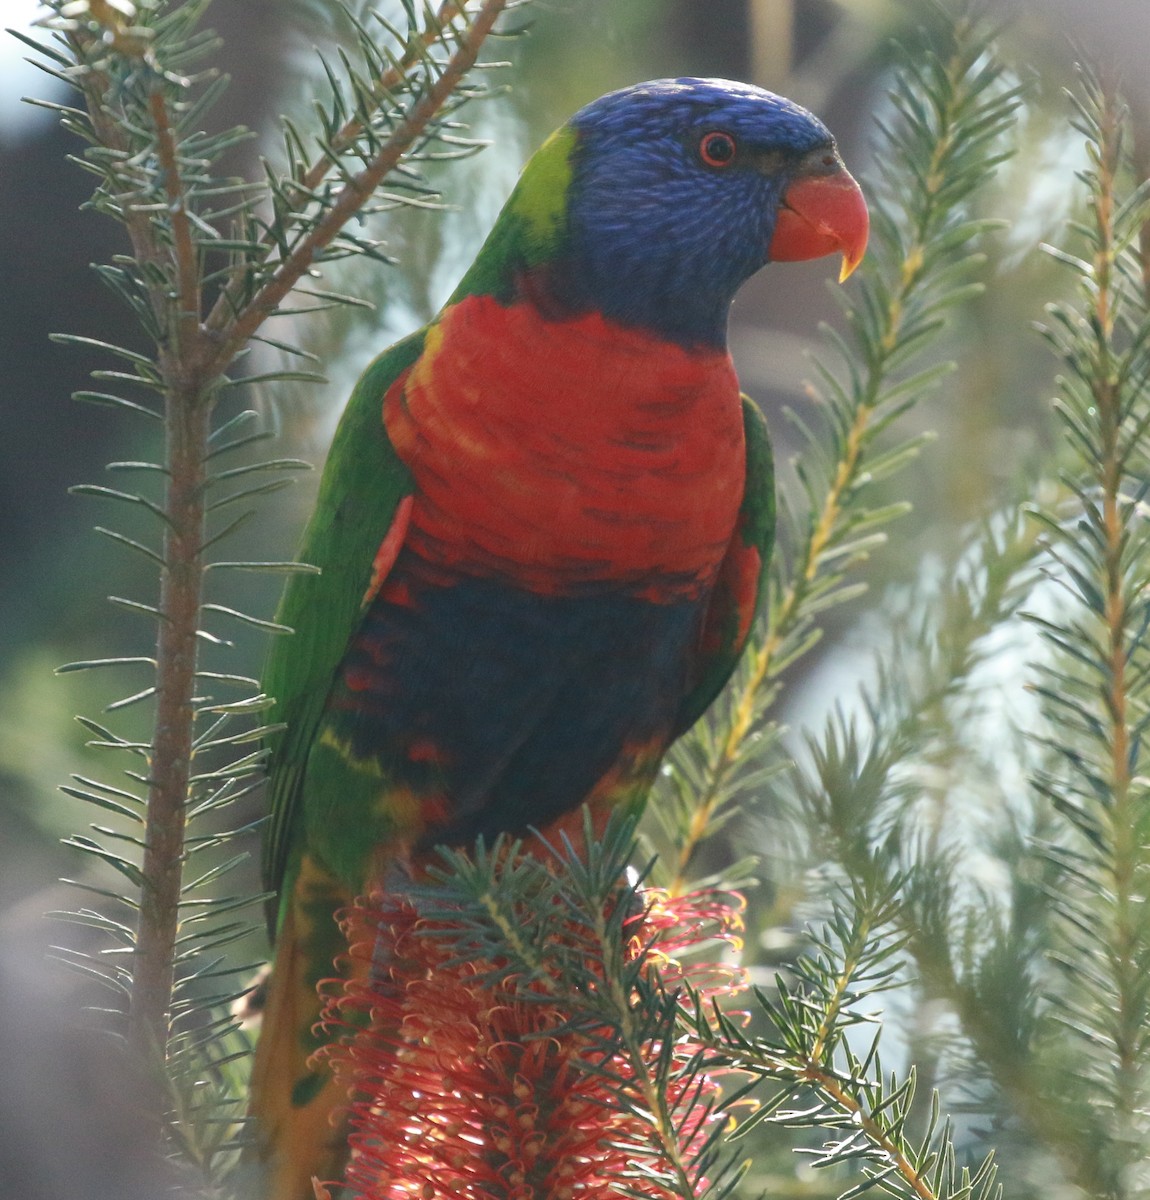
[699,131,737,168]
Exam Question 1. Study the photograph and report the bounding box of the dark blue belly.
[323,549,703,846]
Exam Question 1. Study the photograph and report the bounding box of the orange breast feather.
[383,294,746,598]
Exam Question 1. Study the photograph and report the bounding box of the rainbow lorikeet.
[250,77,867,1199]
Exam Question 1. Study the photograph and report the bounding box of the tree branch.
[199,0,510,378]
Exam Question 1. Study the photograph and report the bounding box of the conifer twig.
[1089,77,1141,1122]
[200,0,511,374]
[36,0,520,1168]
[686,879,996,1200]
[61,10,217,1073]
[661,12,1020,892]
[291,0,468,200]
[1026,65,1150,1183]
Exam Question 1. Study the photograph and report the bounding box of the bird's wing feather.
[261,329,425,922]
[673,396,774,736]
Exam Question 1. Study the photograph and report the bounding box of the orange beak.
[768,165,869,281]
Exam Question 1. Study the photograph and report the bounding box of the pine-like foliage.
[20,0,526,1188]
[1021,64,1150,1194]
[32,0,1150,1197]
[648,7,1023,896]
[732,49,1150,1200]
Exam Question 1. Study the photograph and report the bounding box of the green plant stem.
[807,917,873,1068]
[1091,76,1142,1139]
[593,908,698,1199]
[668,32,974,896]
[697,1028,938,1200]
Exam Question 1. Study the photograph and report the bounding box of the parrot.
[248,77,868,1200]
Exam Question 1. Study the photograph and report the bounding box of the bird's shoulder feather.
[673,395,775,735]
[261,328,425,922]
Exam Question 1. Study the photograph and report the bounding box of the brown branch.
[129,381,210,1071]
[811,1071,940,1200]
[128,91,211,1135]
[700,1032,943,1200]
[148,88,202,350]
[293,0,466,201]
[60,0,513,1149]
[668,41,967,896]
[65,34,212,1108]
[200,0,510,379]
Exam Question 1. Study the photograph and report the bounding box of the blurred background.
[2,0,1150,1195]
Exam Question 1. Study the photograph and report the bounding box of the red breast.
[384,294,746,598]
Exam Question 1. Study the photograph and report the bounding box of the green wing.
[261,329,426,928]
[673,397,775,736]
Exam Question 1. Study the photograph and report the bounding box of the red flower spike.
[316,886,748,1200]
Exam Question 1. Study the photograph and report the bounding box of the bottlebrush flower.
[316,880,747,1200]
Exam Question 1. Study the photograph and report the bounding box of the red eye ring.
[699,130,737,168]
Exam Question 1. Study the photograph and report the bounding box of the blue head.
[554,78,866,348]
